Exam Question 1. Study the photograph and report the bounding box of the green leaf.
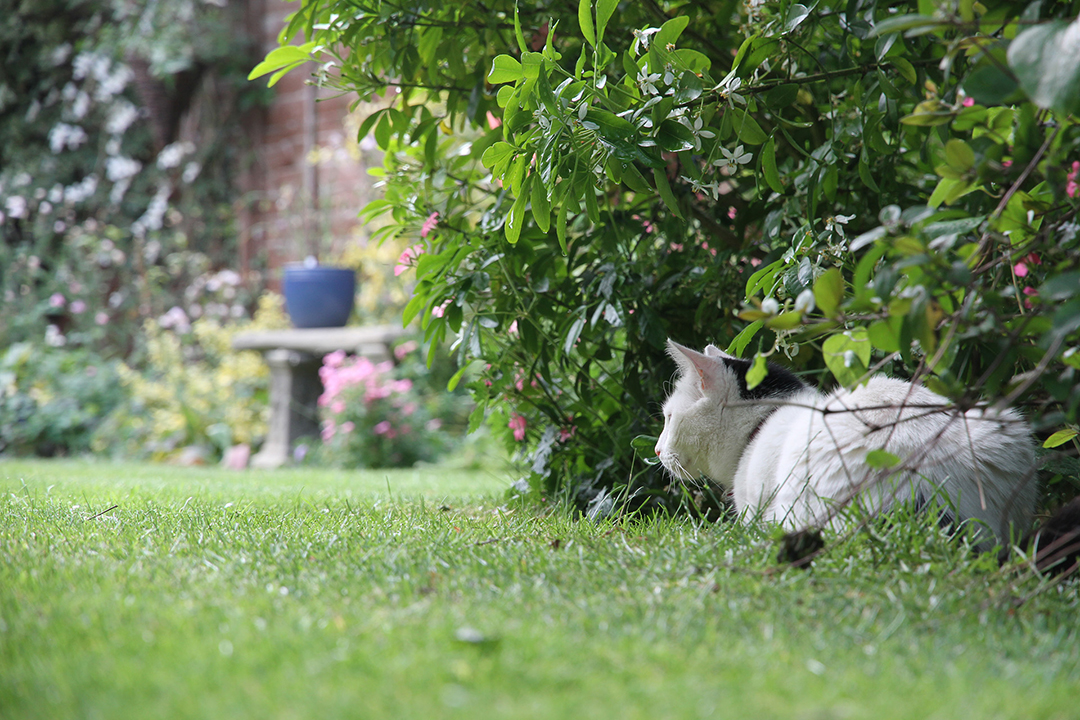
[730,108,767,145]
[783,4,811,34]
[447,363,470,392]
[653,168,682,218]
[813,267,844,317]
[745,353,768,390]
[858,154,880,192]
[1040,272,1080,301]
[596,0,618,46]
[531,179,551,234]
[564,313,586,355]
[865,449,901,469]
[869,14,941,37]
[488,55,523,84]
[585,109,636,138]
[962,63,1020,107]
[578,0,595,47]
[556,202,569,254]
[764,83,799,107]
[765,311,803,330]
[823,329,871,387]
[726,320,763,357]
[761,137,784,194]
[868,318,901,353]
[248,43,316,85]
[1043,428,1079,449]
[944,139,975,173]
[889,56,917,85]
[513,2,528,53]
[656,120,696,152]
[505,189,528,244]
[1008,18,1080,115]
[481,141,514,171]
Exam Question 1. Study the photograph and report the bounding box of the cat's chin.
[658,453,697,483]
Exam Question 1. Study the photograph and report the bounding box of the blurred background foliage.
[0,0,472,468]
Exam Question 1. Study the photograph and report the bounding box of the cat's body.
[657,340,1037,545]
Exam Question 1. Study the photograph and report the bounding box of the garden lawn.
[1,459,1078,720]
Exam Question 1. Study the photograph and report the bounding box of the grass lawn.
[1,458,1077,720]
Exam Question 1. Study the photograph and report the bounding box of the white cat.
[656,340,1037,546]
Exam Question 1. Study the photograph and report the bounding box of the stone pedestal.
[232,325,406,468]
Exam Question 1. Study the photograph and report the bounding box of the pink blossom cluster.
[318,350,414,441]
[1068,161,1079,199]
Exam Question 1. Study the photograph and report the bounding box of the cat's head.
[655,340,805,488]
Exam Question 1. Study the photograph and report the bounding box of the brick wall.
[238,0,381,284]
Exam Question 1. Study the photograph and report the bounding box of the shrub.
[258,0,1080,508]
[93,292,288,461]
[314,340,472,468]
[0,343,124,457]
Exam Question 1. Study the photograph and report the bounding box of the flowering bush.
[315,341,471,468]
[264,0,1080,512]
[0,1,269,356]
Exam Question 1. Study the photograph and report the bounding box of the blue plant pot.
[282,265,356,328]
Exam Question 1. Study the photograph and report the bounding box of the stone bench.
[232,325,406,468]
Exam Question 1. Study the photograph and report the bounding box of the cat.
[656,339,1038,548]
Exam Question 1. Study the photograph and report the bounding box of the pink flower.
[1067,160,1080,199]
[374,420,392,435]
[394,245,422,276]
[486,111,502,130]
[1023,286,1038,309]
[432,300,450,318]
[420,212,439,238]
[330,400,346,414]
[393,340,418,360]
[425,418,442,431]
[508,414,527,442]
[1014,262,1028,278]
[70,300,87,314]
[340,421,355,434]
[95,311,109,325]
[727,207,737,220]
[962,96,974,107]
[324,349,347,368]
[49,293,65,309]
[402,402,417,416]
[321,420,336,442]
[508,320,519,335]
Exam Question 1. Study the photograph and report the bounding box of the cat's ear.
[703,344,734,359]
[667,340,732,397]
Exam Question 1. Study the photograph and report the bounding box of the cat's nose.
[654,445,660,456]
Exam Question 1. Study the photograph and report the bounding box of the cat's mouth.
[658,452,696,482]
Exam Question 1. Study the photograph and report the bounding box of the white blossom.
[761,297,781,315]
[794,288,815,314]
[63,175,98,204]
[713,144,752,171]
[4,196,27,219]
[45,324,67,347]
[181,161,201,184]
[106,156,142,182]
[105,102,139,135]
[157,141,194,169]
[48,123,88,153]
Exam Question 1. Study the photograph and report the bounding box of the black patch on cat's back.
[721,357,805,400]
